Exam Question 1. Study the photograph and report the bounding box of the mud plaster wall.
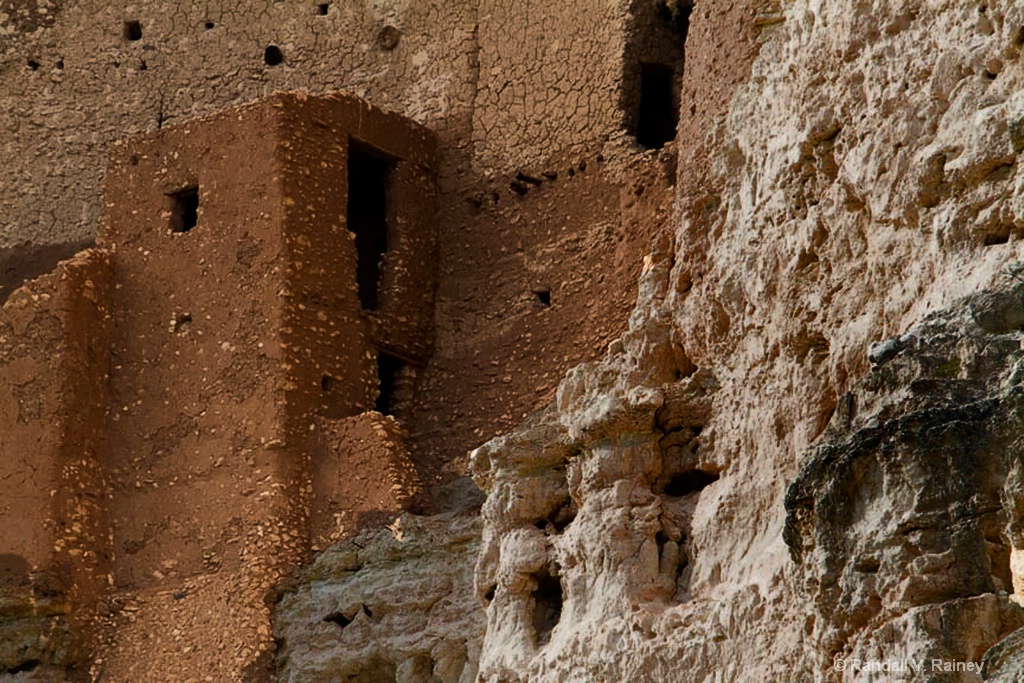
[99,100,304,681]
[90,93,436,681]
[0,0,647,254]
[470,0,629,172]
[0,0,667,496]
[0,250,112,674]
[0,0,684,477]
[407,148,676,490]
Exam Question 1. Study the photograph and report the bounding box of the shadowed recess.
[0,239,94,306]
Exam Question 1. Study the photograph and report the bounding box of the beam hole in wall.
[123,20,142,41]
[26,59,39,71]
[533,287,551,307]
[635,62,678,149]
[321,375,336,392]
[55,59,64,69]
[264,45,284,66]
[317,3,330,15]
[664,469,719,497]
[204,21,215,30]
[515,171,544,186]
[168,186,199,233]
[531,564,563,647]
[171,313,192,335]
[347,140,395,311]
[375,351,405,416]
[378,25,401,50]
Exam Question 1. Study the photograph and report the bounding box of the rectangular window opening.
[375,350,406,416]
[347,140,395,311]
[123,20,142,41]
[168,186,199,233]
[635,63,678,150]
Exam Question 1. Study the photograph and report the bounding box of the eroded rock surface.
[467,1,1024,681]
[274,513,483,683]
[786,276,1024,676]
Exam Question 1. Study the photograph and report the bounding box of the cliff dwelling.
[6,1,1024,682]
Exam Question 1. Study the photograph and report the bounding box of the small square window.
[168,187,199,233]
[124,20,142,41]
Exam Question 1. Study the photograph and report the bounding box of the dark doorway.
[347,140,394,311]
[635,63,677,149]
[375,350,405,415]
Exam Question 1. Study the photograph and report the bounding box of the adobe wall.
[272,91,436,547]
[407,146,677,491]
[91,92,437,680]
[1,0,679,502]
[0,0,475,252]
[274,90,437,419]
[0,249,112,677]
[469,0,628,170]
[98,97,300,681]
[0,0,652,255]
[0,0,696,678]
[310,412,424,549]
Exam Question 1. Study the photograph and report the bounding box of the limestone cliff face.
[275,1,1024,679]
[786,278,1024,677]
[274,514,483,682]
[466,1,1024,681]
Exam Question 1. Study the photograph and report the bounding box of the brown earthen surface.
[0,249,112,678]
[16,0,1024,681]
[409,147,675,492]
[89,92,437,681]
